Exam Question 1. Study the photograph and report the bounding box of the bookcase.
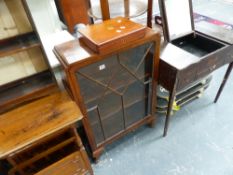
[0,0,57,113]
[54,28,160,160]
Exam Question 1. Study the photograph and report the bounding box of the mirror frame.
[158,0,195,42]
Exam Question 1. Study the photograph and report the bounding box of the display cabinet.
[158,0,233,136]
[54,27,160,159]
[0,0,57,113]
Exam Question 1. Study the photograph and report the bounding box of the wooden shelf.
[0,70,58,113]
[0,32,40,58]
[89,95,150,126]
[81,73,151,107]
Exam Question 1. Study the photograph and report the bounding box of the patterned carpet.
[194,13,233,31]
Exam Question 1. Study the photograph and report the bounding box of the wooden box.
[54,26,160,159]
[159,0,233,91]
[78,17,146,54]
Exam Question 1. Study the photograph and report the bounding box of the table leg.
[147,0,153,28]
[124,0,130,18]
[100,0,110,20]
[214,62,233,103]
[163,80,177,137]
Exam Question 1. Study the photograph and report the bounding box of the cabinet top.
[53,27,160,68]
[0,91,83,159]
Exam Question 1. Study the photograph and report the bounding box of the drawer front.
[35,151,89,175]
[196,54,224,79]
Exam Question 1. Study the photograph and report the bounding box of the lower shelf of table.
[7,128,92,175]
[0,70,58,113]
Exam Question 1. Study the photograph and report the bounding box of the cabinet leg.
[148,117,156,128]
[93,147,104,163]
[214,63,233,103]
[163,83,177,137]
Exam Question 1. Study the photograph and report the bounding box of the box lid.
[78,17,146,47]
[159,0,195,42]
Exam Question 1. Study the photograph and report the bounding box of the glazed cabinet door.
[76,42,155,145]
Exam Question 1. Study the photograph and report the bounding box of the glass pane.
[76,42,154,144]
[87,107,105,144]
[98,91,124,138]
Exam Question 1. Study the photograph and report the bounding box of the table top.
[54,27,160,67]
[0,91,83,159]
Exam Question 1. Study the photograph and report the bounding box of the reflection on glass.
[165,0,192,39]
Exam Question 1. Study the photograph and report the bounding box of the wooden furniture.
[55,0,90,33]
[158,0,233,136]
[0,0,57,114]
[89,0,153,28]
[53,21,161,159]
[55,0,154,31]
[0,92,93,175]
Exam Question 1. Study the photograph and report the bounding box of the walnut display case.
[54,27,160,159]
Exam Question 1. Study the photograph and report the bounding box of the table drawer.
[35,151,89,175]
[196,55,224,79]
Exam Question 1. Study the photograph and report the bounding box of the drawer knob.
[210,64,216,71]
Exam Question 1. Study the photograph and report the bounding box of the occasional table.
[0,91,93,175]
